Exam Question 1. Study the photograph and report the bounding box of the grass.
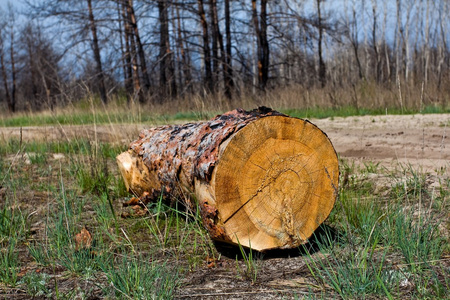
[100,255,179,299]
[1,104,448,127]
[304,161,449,299]
[1,81,449,128]
[0,106,448,298]
[0,107,213,127]
[235,238,261,283]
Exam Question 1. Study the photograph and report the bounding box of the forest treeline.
[0,0,449,113]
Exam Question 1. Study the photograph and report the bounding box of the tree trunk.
[224,0,233,98]
[116,107,339,251]
[0,34,12,112]
[125,1,142,103]
[9,24,16,113]
[158,0,177,98]
[27,39,39,104]
[252,0,270,91]
[175,0,192,93]
[197,0,213,93]
[316,0,326,87]
[209,0,219,90]
[117,1,130,104]
[127,0,151,92]
[211,0,227,97]
[350,6,364,81]
[371,0,381,83]
[120,1,133,104]
[87,0,107,104]
[395,0,402,81]
[423,0,430,86]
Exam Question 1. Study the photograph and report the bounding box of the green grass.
[235,238,261,283]
[0,138,124,157]
[0,110,214,127]
[100,255,179,299]
[281,104,450,119]
[0,104,449,127]
[303,160,449,299]
[0,240,20,286]
[0,203,27,286]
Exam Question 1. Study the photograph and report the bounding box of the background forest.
[0,0,449,113]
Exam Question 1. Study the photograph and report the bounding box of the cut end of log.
[212,116,338,251]
[116,151,159,196]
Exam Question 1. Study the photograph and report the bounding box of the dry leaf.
[74,226,92,251]
[132,205,148,217]
[123,191,150,207]
[205,256,219,268]
[123,197,140,207]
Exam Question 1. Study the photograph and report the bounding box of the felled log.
[117,107,339,251]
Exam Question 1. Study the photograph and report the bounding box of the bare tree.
[87,0,108,104]
[0,11,12,112]
[0,4,18,112]
[395,0,402,81]
[174,0,192,94]
[197,0,213,92]
[316,0,326,87]
[252,0,269,91]
[371,0,381,82]
[0,0,443,111]
[224,0,234,98]
[117,0,133,104]
[20,22,61,110]
[25,0,114,104]
[124,0,142,102]
[158,0,177,98]
[126,0,151,92]
[436,0,449,89]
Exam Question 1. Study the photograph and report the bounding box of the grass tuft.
[101,255,179,299]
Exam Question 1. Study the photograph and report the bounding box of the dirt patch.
[312,114,449,173]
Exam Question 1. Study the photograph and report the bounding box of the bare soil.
[313,114,449,174]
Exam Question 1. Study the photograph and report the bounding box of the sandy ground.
[1,113,448,174]
[313,114,449,174]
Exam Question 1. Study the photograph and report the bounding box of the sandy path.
[1,113,449,173]
[313,114,449,173]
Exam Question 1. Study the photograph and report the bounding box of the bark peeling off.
[129,107,283,199]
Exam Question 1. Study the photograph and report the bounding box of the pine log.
[116,107,339,251]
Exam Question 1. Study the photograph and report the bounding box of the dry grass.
[1,82,449,127]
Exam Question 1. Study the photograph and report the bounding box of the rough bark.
[117,107,339,251]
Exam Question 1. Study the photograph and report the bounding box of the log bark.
[117,107,339,251]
